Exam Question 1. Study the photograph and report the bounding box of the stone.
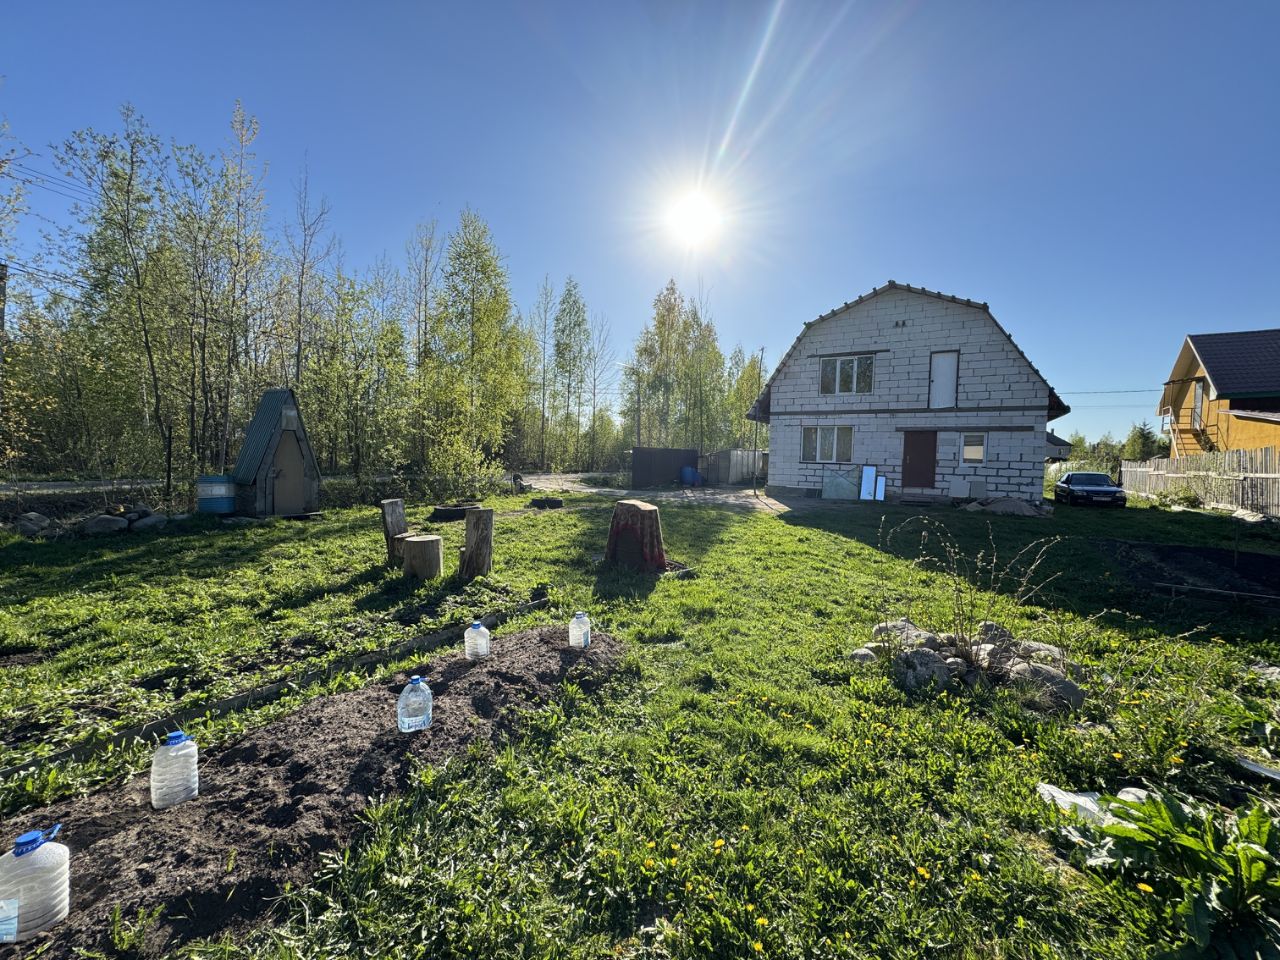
[861,641,892,657]
[961,667,990,691]
[130,513,168,532]
[81,514,129,536]
[977,621,1015,645]
[171,513,191,522]
[847,647,878,664]
[892,648,951,696]
[19,511,51,530]
[132,503,153,518]
[871,618,941,650]
[973,643,1016,672]
[944,656,967,677]
[938,646,956,657]
[124,512,140,522]
[1009,660,1085,712]
[1018,640,1065,661]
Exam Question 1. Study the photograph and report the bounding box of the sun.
[665,190,724,249]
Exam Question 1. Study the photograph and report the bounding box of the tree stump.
[380,498,409,566]
[402,535,444,580]
[458,507,494,582]
[605,499,666,572]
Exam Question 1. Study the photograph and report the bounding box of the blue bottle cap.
[410,675,422,684]
[165,731,191,746]
[575,611,586,618]
[13,824,60,857]
[471,620,482,628]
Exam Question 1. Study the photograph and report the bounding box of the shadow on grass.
[778,499,1280,656]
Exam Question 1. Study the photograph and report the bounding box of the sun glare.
[665,190,724,250]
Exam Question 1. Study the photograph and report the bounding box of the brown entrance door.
[902,431,937,488]
[273,431,307,515]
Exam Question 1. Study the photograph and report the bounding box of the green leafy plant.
[1068,788,1280,957]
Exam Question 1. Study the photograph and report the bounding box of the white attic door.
[929,351,959,408]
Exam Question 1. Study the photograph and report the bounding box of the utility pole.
[752,346,764,496]
[0,261,7,422]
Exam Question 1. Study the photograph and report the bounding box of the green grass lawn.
[3,495,1279,957]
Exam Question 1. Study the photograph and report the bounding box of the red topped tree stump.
[605,499,667,573]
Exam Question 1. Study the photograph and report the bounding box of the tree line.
[1065,420,1170,469]
[0,105,766,497]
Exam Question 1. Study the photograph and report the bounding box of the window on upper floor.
[802,425,854,463]
[819,355,874,395]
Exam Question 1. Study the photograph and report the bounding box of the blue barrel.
[196,474,237,514]
[680,465,696,486]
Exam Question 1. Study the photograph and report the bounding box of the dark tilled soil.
[1098,539,1280,598]
[0,626,619,959]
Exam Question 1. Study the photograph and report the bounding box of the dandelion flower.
[714,838,726,848]
[1171,756,1184,764]
[646,841,656,849]
[746,903,755,912]
[685,881,693,892]
[1112,752,1124,760]
[1137,882,1154,893]
[757,917,769,927]
[916,866,931,880]
[753,942,764,953]
[644,858,655,868]
[741,824,750,831]
[671,843,681,851]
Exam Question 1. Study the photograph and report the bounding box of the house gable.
[748,281,1067,422]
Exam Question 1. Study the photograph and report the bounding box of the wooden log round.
[604,499,666,572]
[459,507,494,581]
[402,534,444,580]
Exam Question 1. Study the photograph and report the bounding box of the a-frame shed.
[232,388,322,516]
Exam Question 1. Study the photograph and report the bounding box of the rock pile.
[958,497,1053,517]
[4,503,176,539]
[851,617,1086,711]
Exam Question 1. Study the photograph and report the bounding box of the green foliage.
[1154,486,1204,509]
[1068,789,1280,957]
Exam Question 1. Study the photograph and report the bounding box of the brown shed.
[232,388,322,516]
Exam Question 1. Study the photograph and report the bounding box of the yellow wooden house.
[1159,329,1280,456]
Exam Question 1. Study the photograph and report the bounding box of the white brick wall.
[766,289,1053,501]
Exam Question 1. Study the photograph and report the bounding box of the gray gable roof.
[232,388,296,485]
[1187,329,1280,398]
[747,281,1069,423]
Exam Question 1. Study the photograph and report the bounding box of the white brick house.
[747,282,1069,502]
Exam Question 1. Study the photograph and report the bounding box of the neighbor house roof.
[232,388,296,485]
[1184,329,1280,398]
[1046,431,1072,448]
[746,280,1069,423]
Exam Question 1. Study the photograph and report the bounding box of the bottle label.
[399,715,431,732]
[0,899,17,942]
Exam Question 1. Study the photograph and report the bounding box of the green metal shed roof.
[231,388,295,485]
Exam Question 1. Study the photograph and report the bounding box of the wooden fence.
[1120,448,1280,516]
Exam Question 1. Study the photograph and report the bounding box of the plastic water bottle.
[0,825,70,942]
[569,611,591,649]
[150,731,199,810]
[398,675,433,732]
[464,621,490,660]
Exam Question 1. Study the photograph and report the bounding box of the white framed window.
[819,355,874,395]
[802,425,854,463]
[962,433,986,463]
[281,408,299,431]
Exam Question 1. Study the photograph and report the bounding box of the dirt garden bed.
[0,626,620,959]
[1096,538,1280,601]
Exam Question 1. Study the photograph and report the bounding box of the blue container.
[680,465,702,487]
[196,474,237,515]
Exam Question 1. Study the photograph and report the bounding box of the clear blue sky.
[4,1,1278,440]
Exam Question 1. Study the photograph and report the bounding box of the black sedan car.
[1054,471,1127,507]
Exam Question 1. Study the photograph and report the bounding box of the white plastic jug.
[398,675,433,732]
[569,611,591,649]
[0,825,70,943]
[151,731,199,810]
[464,621,490,660]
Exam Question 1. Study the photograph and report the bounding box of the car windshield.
[1072,473,1115,486]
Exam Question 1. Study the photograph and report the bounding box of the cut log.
[458,507,494,581]
[402,535,444,580]
[380,499,409,566]
[604,499,666,572]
